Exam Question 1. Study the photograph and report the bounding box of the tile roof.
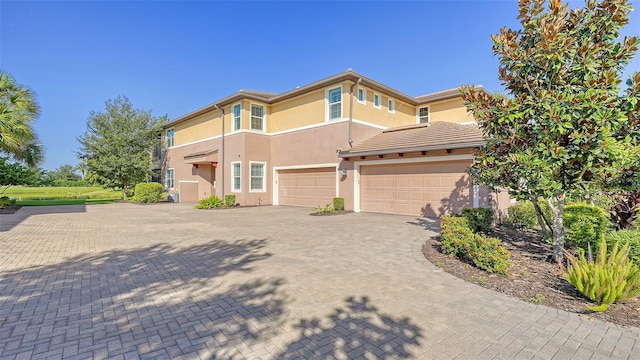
[338,121,484,157]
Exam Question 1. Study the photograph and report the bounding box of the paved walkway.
[0,204,638,359]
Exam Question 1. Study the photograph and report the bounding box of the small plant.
[196,195,224,209]
[564,239,640,312]
[465,235,511,275]
[0,196,17,207]
[132,182,163,203]
[507,202,537,229]
[440,215,475,257]
[313,203,336,215]
[333,197,345,211]
[529,293,545,304]
[564,203,609,249]
[460,208,493,234]
[607,229,640,267]
[521,269,530,277]
[468,276,488,286]
[224,194,236,207]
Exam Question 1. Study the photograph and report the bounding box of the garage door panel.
[278,167,336,208]
[360,160,472,217]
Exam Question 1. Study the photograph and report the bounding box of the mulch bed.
[0,205,22,214]
[422,226,640,329]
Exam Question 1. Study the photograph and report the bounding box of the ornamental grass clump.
[564,239,640,312]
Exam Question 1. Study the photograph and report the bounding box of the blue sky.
[1,1,638,171]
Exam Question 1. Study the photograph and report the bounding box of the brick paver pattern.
[0,204,638,359]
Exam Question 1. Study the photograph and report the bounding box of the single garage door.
[360,160,472,217]
[278,167,336,208]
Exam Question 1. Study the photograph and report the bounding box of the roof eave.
[338,141,485,158]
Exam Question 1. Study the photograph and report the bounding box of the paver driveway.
[0,204,639,359]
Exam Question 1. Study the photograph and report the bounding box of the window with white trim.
[231,162,241,192]
[166,129,175,148]
[373,94,381,109]
[327,87,342,120]
[233,104,241,131]
[357,88,366,104]
[250,162,266,192]
[165,169,175,189]
[388,99,395,114]
[418,106,430,124]
[251,104,265,131]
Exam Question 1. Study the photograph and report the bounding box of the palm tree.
[0,70,43,166]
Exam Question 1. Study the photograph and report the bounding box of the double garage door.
[359,160,472,217]
[278,167,336,208]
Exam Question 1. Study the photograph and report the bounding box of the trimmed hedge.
[224,194,236,207]
[133,182,163,203]
[460,208,493,234]
[564,203,609,249]
[440,214,511,275]
[507,201,552,230]
[333,197,345,211]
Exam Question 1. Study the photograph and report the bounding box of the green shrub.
[133,182,163,203]
[333,197,345,211]
[224,194,236,207]
[465,235,511,275]
[564,203,609,249]
[0,196,16,207]
[196,195,223,209]
[507,202,537,229]
[440,215,475,257]
[565,239,640,311]
[608,229,640,266]
[461,208,493,234]
[313,203,335,215]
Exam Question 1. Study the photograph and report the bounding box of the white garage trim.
[272,163,339,205]
[353,154,474,213]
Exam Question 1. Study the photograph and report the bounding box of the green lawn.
[2,186,123,205]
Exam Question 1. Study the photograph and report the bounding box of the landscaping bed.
[0,204,21,214]
[422,226,640,328]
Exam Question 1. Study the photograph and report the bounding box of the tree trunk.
[123,184,128,200]
[530,195,552,239]
[548,195,565,263]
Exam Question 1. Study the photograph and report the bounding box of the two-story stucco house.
[160,69,508,217]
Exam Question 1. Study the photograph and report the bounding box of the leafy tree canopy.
[0,71,43,166]
[461,0,640,261]
[77,96,167,199]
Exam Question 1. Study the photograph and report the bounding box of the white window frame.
[373,93,381,110]
[232,103,242,131]
[231,161,241,193]
[165,168,175,190]
[249,162,267,192]
[166,128,175,148]
[326,86,342,121]
[388,98,395,114]
[250,103,266,131]
[357,87,366,105]
[417,106,430,124]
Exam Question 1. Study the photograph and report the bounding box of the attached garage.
[358,159,472,217]
[276,167,337,208]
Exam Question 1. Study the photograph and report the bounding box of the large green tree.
[0,71,43,166]
[77,96,166,199]
[461,0,640,262]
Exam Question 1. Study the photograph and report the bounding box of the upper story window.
[233,104,241,131]
[166,129,175,148]
[357,88,366,104]
[327,87,342,120]
[388,99,395,114]
[418,106,430,124]
[373,94,381,109]
[251,104,265,131]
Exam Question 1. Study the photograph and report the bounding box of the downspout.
[348,78,362,147]
[214,105,225,197]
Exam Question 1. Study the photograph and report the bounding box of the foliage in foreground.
[565,239,640,311]
[132,182,164,203]
[0,196,16,207]
[440,214,511,275]
[460,0,640,262]
[608,229,640,266]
